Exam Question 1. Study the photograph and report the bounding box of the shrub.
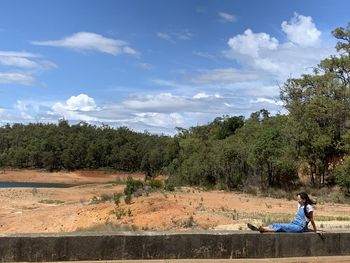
[124,176,144,196]
[100,193,113,202]
[148,179,163,189]
[164,180,175,191]
[113,192,122,206]
[124,194,132,204]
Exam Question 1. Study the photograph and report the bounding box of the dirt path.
[0,170,349,233]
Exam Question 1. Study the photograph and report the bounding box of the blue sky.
[0,0,349,134]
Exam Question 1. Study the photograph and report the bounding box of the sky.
[0,0,349,135]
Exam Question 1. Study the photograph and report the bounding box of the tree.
[280,23,350,186]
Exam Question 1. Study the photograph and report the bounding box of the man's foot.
[247,223,259,231]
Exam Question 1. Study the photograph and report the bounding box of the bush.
[148,179,163,189]
[100,193,113,202]
[124,194,132,204]
[164,180,175,191]
[113,192,122,205]
[124,176,144,196]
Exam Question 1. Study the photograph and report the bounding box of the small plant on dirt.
[113,192,122,206]
[265,203,272,209]
[100,193,113,202]
[115,207,126,219]
[127,208,133,217]
[181,216,196,228]
[124,176,144,196]
[90,196,100,204]
[124,193,132,204]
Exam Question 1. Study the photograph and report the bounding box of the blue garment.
[268,205,309,233]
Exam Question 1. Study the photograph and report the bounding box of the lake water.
[0,182,75,188]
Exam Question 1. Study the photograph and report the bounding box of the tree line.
[1,24,350,194]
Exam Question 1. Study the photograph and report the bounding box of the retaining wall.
[0,231,349,261]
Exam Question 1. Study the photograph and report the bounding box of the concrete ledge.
[0,231,349,261]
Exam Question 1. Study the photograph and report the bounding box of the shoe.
[247,223,259,231]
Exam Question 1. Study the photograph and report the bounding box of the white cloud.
[174,30,192,40]
[31,32,139,56]
[0,51,37,58]
[250,97,284,106]
[137,62,154,71]
[193,51,216,60]
[49,94,100,121]
[0,50,57,70]
[228,29,279,57]
[190,68,260,84]
[122,93,195,113]
[156,32,174,43]
[224,14,334,80]
[63,94,98,111]
[281,13,321,47]
[157,30,193,43]
[0,72,35,85]
[133,112,185,127]
[0,50,56,87]
[219,12,237,23]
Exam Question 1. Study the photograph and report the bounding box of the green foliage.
[113,192,122,206]
[335,157,350,194]
[148,179,163,189]
[164,180,175,191]
[124,194,132,204]
[2,23,350,193]
[0,122,171,174]
[124,176,144,196]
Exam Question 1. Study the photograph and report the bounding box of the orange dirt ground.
[0,169,349,233]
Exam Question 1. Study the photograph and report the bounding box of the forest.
[1,25,350,195]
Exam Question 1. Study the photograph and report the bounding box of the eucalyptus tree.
[281,23,350,185]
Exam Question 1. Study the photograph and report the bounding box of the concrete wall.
[0,231,349,261]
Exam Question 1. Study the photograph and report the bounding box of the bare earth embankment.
[0,170,349,233]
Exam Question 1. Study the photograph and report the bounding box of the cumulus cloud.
[49,94,100,121]
[281,13,321,46]
[224,14,334,80]
[31,32,139,56]
[218,12,237,23]
[228,29,279,58]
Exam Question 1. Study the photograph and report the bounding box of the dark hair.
[297,192,316,219]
